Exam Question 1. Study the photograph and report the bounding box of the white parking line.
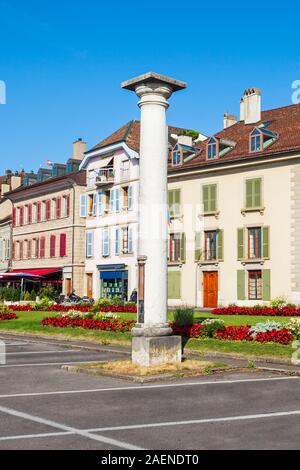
[5,349,79,356]
[0,405,143,450]
[1,409,300,443]
[0,375,298,398]
[0,360,104,369]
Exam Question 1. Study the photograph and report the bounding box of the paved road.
[0,333,299,450]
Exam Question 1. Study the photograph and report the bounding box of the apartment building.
[4,140,87,296]
[79,121,203,300]
[167,89,300,307]
[0,172,22,274]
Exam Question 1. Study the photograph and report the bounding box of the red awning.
[10,268,62,276]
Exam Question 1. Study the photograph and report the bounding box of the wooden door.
[66,278,72,296]
[203,271,218,308]
[86,274,93,298]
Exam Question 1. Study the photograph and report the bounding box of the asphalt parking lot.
[0,332,299,450]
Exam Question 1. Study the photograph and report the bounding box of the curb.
[62,364,241,384]
[187,348,294,365]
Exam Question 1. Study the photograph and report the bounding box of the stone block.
[132,335,182,367]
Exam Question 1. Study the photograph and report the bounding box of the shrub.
[0,287,21,301]
[286,318,300,339]
[38,286,56,300]
[250,321,282,337]
[270,296,289,308]
[201,318,225,338]
[23,291,32,301]
[173,307,194,327]
[41,316,135,333]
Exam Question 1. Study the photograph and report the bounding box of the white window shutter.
[93,193,97,216]
[128,226,133,253]
[128,185,133,210]
[115,188,120,212]
[80,194,87,218]
[98,191,103,215]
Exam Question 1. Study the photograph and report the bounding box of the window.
[19,206,24,226]
[92,193,97,216]
[207,137,218,159]
[168,189,181,219]
[56,197,61,218]
[24,206,28,225]
[172,144,182,166]
[40,237,45,258]
[60,233,67,257]
[88,194,94,216]
[122,227,128,254]
[245,178,262,209]
[115,228,120,255]
[102,228,110,257]
[203,184,217,213]
[86,231,94,258]
[80,194,87,218]
[128,227,133,254]
[250,127,278,153]
[248,227,262,259]
[128,185,133,210]
[19,241,23,260]
[27,204,32,224]
[37,202,42,222]
[169,233,185,262]
[204,230,217,260]
[120,160,130,181]
[52,199,56,219]
[35,239,40,258]
[46,200,51,221]
[250,128,261,152]
[98,192,103,215]
[50,235,56,257]
[248,270,262,300]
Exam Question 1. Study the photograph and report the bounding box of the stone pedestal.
[132,335,182,367]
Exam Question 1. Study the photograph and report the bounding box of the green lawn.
[0,310,294,359]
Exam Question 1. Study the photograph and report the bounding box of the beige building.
[0,172,22,273]
[167,90,300,307]
[4,138,88,297]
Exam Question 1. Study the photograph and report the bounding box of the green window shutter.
[194,231,202,262]
[237,270,245,300]
[217,229,224,260]
[262,226,270,259]
[254,179,262,207]
[262,269,271,301]
[246,180,253,208]
[180,233,186,262]
[237,228,244,260]
[203,185,217,213]
[174,189,181,217]
[168,271,181,299]
[203,186,209,213]
[210,184,217,212]
[168,190,174,217]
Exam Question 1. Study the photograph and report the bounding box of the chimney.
[10,175,22,191]
[240,88,261,124]
[178,135,193,147]
[73,138,86,161]
[223,113,237,129]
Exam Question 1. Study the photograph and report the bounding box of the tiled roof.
[176,103,300,170]
[89,120,199,153]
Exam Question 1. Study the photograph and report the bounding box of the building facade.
[167,90,300,307]
[80,121,201,301]
[0,173,22,274]
[5,170,87,296]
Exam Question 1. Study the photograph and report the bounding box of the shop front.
[97,264,128,301]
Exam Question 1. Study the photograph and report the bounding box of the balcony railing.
[95,167,115,186]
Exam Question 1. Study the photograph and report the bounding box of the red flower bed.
[9,304,137,313]
[212,307,300,317]
[41,316,135,333]
[255,329,293,345]
[0,313,18,320]
[216,325,253,341]
[172,323,204,338]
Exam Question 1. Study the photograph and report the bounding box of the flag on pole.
[46,160,54,168]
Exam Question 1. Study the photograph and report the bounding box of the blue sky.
[0,0,300,174]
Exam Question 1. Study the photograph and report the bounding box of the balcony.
[95,167,115,187]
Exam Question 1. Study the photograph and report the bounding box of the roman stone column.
[122,72,186,366]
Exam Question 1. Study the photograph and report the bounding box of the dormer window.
[250,127,278,153]
[172,144,182,166]
[207,137,218,159]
